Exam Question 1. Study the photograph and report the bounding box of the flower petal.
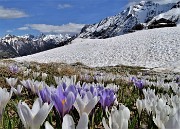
[62,114,75,129]
[84,96,99,115]
[20,102,33,128]
[76,113,88,129]
[45,121,54,129]
[33,103,53,128]
[32,98,42,116]
[102,117,111,129]
[74,95,84,115]
[17,101,27,128]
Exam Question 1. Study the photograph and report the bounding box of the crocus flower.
[9,65,19,74]
[74,91,100,116]
[99,88,116,110]
[17,98,53,129]
[134,80,144,89]
[42,73,48,81]
[0,88,12,119]
[54,75,76,86]
[164,108,180,129]
[34,81,45,94]
[131,77,137,83]
[51,85,76,117]
[39,85,55,103]
[33,72,41,79]
[21,79,34,90]
[36,65,41,71]
[62,112,88,129]
[21,79,44,94]
[5,77,18,87]
[102,104,130,129]
[45,121,54,129]
[12,85,23,95]
[45,112,88,129]
[23,69,31,77]
[153,111,166,129]
[136,99,143,116]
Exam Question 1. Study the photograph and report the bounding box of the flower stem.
[0,113,3,129]
[91,112,95,129]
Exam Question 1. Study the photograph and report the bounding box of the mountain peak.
[0,33,75,58]
[4,34,14,38]
[79,1,177,39]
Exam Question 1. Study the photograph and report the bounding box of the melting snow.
[14,26,180,72]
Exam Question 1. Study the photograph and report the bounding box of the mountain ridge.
[0,33,76,58]
[79,1,179,39]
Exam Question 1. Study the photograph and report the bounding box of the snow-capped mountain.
[0,33,75,58]
[79,1,179,38]
[148,2,180,25]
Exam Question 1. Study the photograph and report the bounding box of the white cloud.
[0,6,28,19]
[17,26,29,30]
[58,4,72,9]
[6,30,13,33]
[127,0,179,6]
[26,23,85,34]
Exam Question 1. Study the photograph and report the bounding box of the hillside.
[14,26,180,72]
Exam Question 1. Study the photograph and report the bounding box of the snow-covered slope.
[79,1,178,39]
[15,26,180,71]
[148,2,180,25]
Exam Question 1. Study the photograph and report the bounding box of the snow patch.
[14,26,180,71]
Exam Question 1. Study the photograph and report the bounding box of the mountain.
[79,1,179,39]
[0,34,76,58]
[148,2,180,26]
[15,26,180,72]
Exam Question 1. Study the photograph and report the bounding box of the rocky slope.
[148,1,180,25]
[0,34,76,58]
[79,1,179,38]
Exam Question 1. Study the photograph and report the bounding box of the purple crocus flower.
[134,80,144,89]
[21,79,33,90]
[99,88,116,110]
[39,85,55,103]
[131,77,137,83]
[60,83,78,98]
[51,85,76,117]
[9,65,19,74]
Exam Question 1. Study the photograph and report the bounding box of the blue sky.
[0,0,128,37]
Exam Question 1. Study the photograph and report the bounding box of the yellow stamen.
[61,99,66,105]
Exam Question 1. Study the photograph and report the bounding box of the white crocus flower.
[153,111,165,129]
[36,65,41,71]
[136,99,142,116]
[0,88,12,119]
[21,79,44,94]
[103,104,130,129]
[45,121,54,129]
[45,112,88,129]
[5,77,18,87]
[18,98,53,129]
[33,72,40,79]
[54,75,76,86]
[74,91,99,116]
[165,108,180,129]
[42,73,48,81]
[23,69,32,77]
[156,98,166,112]
[12,85,23,95]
